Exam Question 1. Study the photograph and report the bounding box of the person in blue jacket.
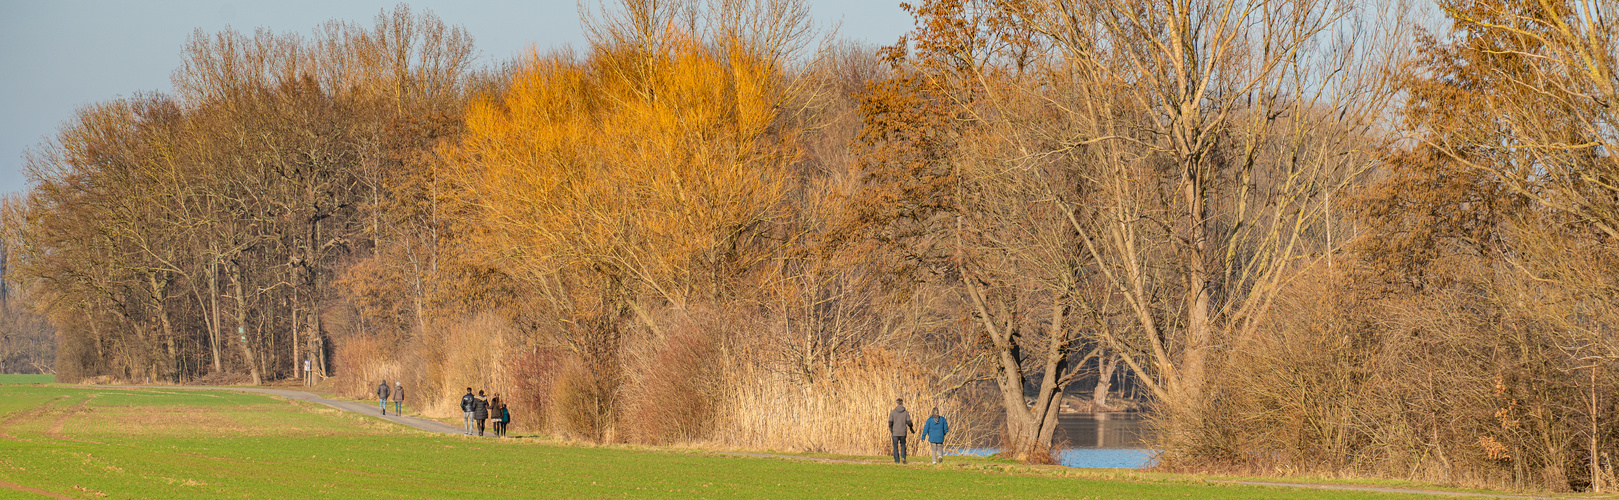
[919,407,950,464]
[494,403,511,437]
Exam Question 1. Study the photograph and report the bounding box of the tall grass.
[714,348,994,455]
[620,323,724,444]
[332,304,995,458]
[335,312,517,420]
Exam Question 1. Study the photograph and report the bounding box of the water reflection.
[1056,448,1155,468]
[954,412,1156,468]
[1055,412,1149,449]
[951,447,1156,469]
[1056,412,1154,468]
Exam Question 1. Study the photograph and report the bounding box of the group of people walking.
[375,383,951,460]
[887,398,950,464]
[461,387,511,437]
[374,381,511,437]
[376,380,403,415]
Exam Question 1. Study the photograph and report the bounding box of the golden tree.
[445,0,804,440]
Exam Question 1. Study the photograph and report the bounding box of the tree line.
[7,0,1618,492]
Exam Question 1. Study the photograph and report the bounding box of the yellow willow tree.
[444,1,800,440]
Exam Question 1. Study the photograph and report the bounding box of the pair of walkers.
[376,380,404,415]
[460,388,511,437]
[887,398,950,464]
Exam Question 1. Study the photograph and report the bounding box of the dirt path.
[0,395,67,442]
[1217,480,1565,499]
[111,385,469,436]
[80,385,1568,498]
[0,479,74,499]
[719,452,1562,499]
[44,394,103,444]
[720,452,876,464]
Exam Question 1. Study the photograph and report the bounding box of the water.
[1055,448,1156,468]
[1055,412,1150,449]
[954,413,1156,469]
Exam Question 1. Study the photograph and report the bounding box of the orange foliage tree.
[443,1,800,439]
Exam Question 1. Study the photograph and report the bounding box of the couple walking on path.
[460,388,511,437]
[376,380,404,415]
[888,398,949,464]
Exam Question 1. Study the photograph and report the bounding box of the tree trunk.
[1093,354,1119,411]
[150,274,178,382]
[291,285,299,377]
[229,263,261,385]
[966,276,1073,462]
[1180,160,1213,415]
[206,260,223,372]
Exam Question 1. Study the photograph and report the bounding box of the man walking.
[461,387,476,435]
[376,380,390,415]
[920,407,950,464]
[392,381,404,415]
[888,398,914,464]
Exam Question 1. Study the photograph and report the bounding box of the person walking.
[888,398,914,464]
[376,380,390,415]
[461,388,476,435]
[392,382,404,415]
[472,390,490,436]
[919,407,950,464]
[494,402,511,437]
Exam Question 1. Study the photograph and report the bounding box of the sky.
[0,0,912,197]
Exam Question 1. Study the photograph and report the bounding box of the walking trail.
[120,385,1563,499]
[122,385,466,435]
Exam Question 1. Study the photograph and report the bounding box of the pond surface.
[1055,412,1150,449]
[955,412,1156,468]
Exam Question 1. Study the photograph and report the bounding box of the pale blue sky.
[0,0,912,196]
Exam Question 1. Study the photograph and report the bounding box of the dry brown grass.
[713,348,993,456]
[334,312,518,420]
[620,324,723,444]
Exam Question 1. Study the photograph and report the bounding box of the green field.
[0,374,54,385]
[0,385,1491,498]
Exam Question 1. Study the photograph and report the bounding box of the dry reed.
[713,348,994,455]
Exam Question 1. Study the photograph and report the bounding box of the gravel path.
[115,385,469,436]
[1217,481,1561,499]
[98,385,1564,498]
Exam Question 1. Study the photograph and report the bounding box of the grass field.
[0,385,1510,498]
[0,374,54,385]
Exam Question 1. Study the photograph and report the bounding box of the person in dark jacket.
[392,382,404,415]
[461,388,476,435]
[494,402,511,437]
[888,398,914,464]
[472,390,490,436]
[919,407,950,464]
[376,380,390,415]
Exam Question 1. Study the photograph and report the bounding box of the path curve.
[93,385,1558,498]
[111,385,469,436]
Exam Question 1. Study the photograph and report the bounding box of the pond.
[954,412,1156,469]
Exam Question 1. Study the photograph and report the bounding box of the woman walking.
[494,402,511,437]
[472,390,490,436]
